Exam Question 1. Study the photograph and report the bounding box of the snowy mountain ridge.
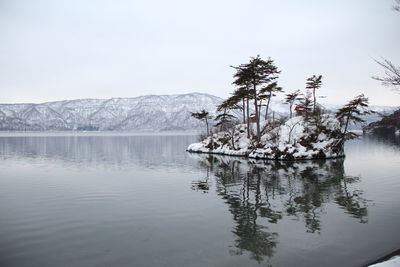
[0,93,397,131]
[0,93,224,131]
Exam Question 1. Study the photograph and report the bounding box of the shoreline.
[186,149,345,161]
[365,249,400,266]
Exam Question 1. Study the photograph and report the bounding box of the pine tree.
[217,94,243,115]
[191,109,212,136]
[284,90,302,119]
[215,111,237,131]
[259,82,283,121]
[232,87,249,125]
[306,75,322,112]
[231,68,252,138]
[298,91,313,120]
[335,94,373,150]
[232,55,280,143]
[215,110,238,149]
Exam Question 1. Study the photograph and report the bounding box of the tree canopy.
[191,109,212,136]
[231,55,280,143]
[335,94,373,144]
[284,90,302,119]
[305,75,322,112]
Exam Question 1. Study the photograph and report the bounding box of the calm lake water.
[0,133,399,267]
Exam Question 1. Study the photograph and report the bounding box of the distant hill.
[363,108,400,134]
[0,93,223,131]
[0,93,398,131]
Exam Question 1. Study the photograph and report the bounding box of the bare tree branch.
[393,0,400,11]
[372,58,400,92]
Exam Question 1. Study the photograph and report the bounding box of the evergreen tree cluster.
[190,55,372,157]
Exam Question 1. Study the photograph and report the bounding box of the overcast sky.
[0,0,399,106]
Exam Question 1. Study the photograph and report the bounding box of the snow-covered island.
[187,56,373,161]
[188,115,344,160]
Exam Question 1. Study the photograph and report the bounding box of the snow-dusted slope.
[0,93,397,131]
[0,93,224,131]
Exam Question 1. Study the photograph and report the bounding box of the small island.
[188,115,344,160]
[187,56,372,160]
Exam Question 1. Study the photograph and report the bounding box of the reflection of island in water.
[190,154,371,263]
[364,133,400,149]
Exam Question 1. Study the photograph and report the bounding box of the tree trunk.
[231,128,235,149]
[205,117,209,136]
[264,92,272,121]
[340,111,351,153]
[313,88,316,113]
[246,94,250,138]
[242,98,246,124]
[253,84,260,143]
[289,103,293,119]
[343,113,351,138]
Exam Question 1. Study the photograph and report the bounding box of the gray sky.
[1,0,399,106]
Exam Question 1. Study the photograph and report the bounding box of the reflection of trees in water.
[190,154,371,263]
[364,133,400,149]
[334,175,369,224]
[214,159,277,263]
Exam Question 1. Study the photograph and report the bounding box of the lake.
[0,133,399,267]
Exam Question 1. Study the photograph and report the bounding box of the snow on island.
[187,115,345,160]
[369,256,400,267]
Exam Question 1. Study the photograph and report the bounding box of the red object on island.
[295,106,305,111]
[249,113,257,118]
